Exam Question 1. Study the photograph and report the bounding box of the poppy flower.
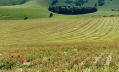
[21,61,24,64]
[18,55,21,58]
[11,56,14,58]
[6,61,10,64]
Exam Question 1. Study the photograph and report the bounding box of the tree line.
[51,0,58,5]
[48,6,97,15]
[98,0,105,6]
[12,0,29,5]
[65,0,89,6]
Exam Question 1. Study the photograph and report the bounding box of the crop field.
[0,17,119,45]
[1,17,119,72]
[0,42,119,72]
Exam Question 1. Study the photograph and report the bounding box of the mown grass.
[0,17,119,46]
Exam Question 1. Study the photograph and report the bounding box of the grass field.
[0,17,119,71]
[1,0,119,72]
[0,17,119,45]
[0,1,51,19]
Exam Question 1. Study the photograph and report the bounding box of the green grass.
[0,1,50,19]
[0,0,118,19]
[0,0,29,6]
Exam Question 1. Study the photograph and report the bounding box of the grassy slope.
[1,17,119,46]
[0,0,29,6]
[54,0,119,19]
[0,0,118,19]
[99,0,119,11]
[0,0,51,19]
[0,1,119,71]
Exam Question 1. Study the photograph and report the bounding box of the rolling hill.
[54,0,119,10]
[0,0,29,6]
[0,0,51,19]
[1,17,119,45]
[1,0,119,71]
[0,0,118,19]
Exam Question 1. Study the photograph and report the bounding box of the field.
[0,17,119,45]
[1,42,119,72]
[0,0,119,72]
[0,0,119,20]
[0,17,119,72]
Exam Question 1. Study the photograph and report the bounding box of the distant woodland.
[48,6,97,15]
[49,0,98,15]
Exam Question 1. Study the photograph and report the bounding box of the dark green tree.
[98,0,105,6]
[51,0,58,5]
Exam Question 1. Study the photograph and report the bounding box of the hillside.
[55,0,119,10]
[0,17,119,72]
[0,0,119,19]
[1,0,119,71]
[0,17,119,45]
[0,0,29,6]
[0,0,51,19]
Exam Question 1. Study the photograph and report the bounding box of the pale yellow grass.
[0,17,119,46]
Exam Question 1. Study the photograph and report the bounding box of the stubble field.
[0,17,119,72]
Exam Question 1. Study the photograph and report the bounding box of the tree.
[94,3,97,7]
[111,8,114,11]
[65,0,73,4]
[24,17,28,20]
[85,0,88,3]
[75,0,85,6]
[49,13,53,18]
[98,0,105,6]
[51,0,58,5]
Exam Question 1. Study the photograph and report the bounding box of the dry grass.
[0,17,119,71]
[0,42,118,72]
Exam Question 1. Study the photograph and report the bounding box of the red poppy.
[6,61,10,64]
[18,55,21,58]
[21,61,24,64]
[11,56,14,58]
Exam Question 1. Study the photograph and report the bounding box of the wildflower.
[6,61,10,64]
[11,56,14,58]
[21,61,24,64]
[18,55,21,58]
